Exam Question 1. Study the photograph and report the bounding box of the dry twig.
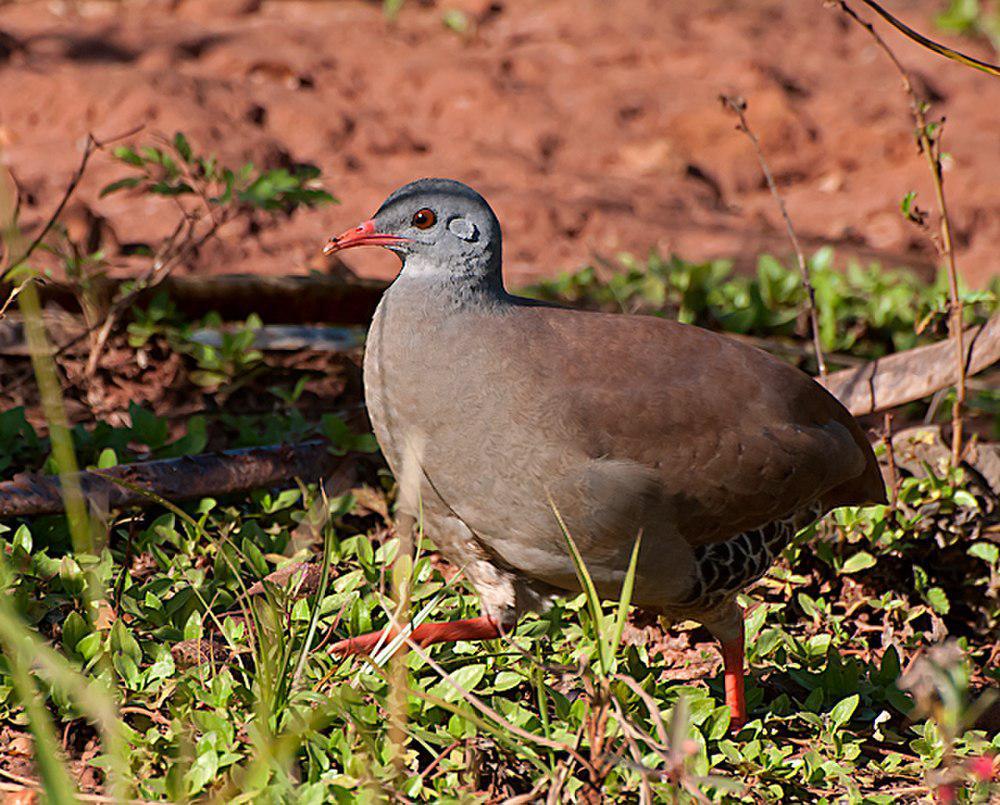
[857,0,1000,77]
[882,411,900,509]
[1,126,144,280]
[830,0,967,463]
[720,94,827,378]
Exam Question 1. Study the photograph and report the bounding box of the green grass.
[0,249,997,800]
[0,449,996,800]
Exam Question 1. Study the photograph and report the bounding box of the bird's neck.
[396,254,510,310]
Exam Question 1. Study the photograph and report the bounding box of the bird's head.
[324,178,502,281]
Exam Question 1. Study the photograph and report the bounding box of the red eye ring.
[411,208,437,229]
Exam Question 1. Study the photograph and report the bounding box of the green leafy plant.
[525,248,999,363]
[103,133,334,214]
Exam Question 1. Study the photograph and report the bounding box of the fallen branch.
[821,313,1000,417]
[0,441,356,518]
[31,272,387,327]
[188,324,365,352]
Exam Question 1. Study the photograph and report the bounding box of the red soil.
[1,0,998,289]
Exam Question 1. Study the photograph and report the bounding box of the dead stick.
[821,312,999,417]
[0,441,356,517]
[720,94,827,378]
[35,272,387,327]
[831,1,966,463]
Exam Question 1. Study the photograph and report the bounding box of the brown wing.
[514,304,886,547]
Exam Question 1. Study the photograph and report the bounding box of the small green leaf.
[840,551,876,574]
[112,145,145,167]
[952,489,978,509]
[185,749,219,795]
[611,530,642,655]
[99,177,141,198]
[62,612,89,655]
[173,131,193,162]
[924,586,950,614]
[969,542,999,564]
[12,524,31,554]
[830,693,859,728]
[96,448,118,469]
[429,664,486,703]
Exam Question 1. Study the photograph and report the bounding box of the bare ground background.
[0,0,998,289]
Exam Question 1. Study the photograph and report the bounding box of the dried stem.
[831,1,966,464]
[2,125,144,280]
[882,411,899,509]
[857,0,1000,77]
[720,94,827,378]
[83,211,223,376]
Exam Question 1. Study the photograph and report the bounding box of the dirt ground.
[0,0,998,290]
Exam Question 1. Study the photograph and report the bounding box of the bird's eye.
[411,208,437,229]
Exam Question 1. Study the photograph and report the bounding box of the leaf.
[12,524,31,554]
[611,530,642,655]
[551,497,611,675]
[877,646,901,685]
[830,693,859,728]
[173,131,193,163]
[128,403,169,449]
[96,448,118,469]
[968,542,999,564]
[99,177,141,198]
[924,586,950,614]
[112,145,145,167]
[185,749,219,795]
[429,664,486,703]
[952,489,978,509]
[62,612,89,656]
[840,551,876,574]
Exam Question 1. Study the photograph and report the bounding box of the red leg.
[720,630,747,731]
[331,615,501,655]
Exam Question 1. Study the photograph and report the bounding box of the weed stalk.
[832,0,967,465]
[720,94,827,378]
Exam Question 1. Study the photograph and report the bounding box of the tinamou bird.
[324,178,885,728]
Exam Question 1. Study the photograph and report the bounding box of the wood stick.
[28,273,388,327]
[0,441,355,518]
[821,313,1000,417]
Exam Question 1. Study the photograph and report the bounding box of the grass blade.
[548,495,611,675]
[611,530,643,655]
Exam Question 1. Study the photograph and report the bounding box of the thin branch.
[831,1,966,463]
[882,412,900,509]
[84,210,222,376]
[720,94,827,377]
[857,0,1000,78]
[1,125,144,279]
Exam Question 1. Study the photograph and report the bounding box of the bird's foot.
[331,615,501,655]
